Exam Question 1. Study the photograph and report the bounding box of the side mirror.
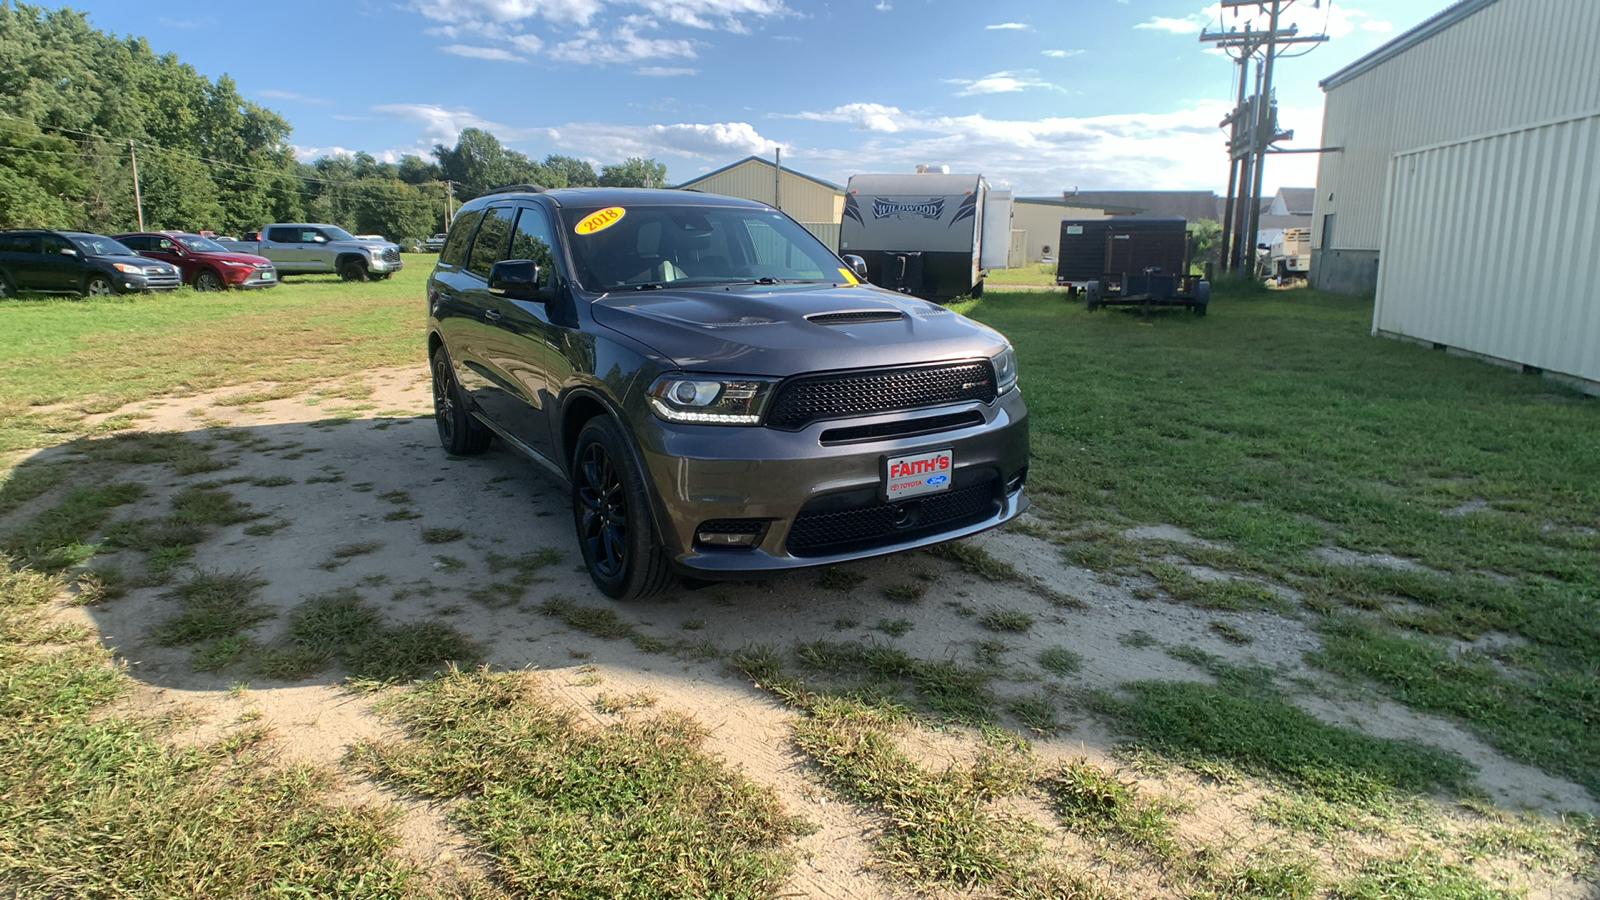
[842,253,869,281]
[58,247,78,257]
[488,259,551,302]
[312,234,328,244]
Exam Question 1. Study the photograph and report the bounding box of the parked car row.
[0,230,185,297]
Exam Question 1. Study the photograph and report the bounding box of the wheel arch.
[334,252,367,271]
[559,387,674,551]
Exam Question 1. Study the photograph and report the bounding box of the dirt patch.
[15,366,1596,894]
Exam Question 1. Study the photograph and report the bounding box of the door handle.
[484,309,504,322]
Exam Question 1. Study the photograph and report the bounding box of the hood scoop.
[806,309,906,326]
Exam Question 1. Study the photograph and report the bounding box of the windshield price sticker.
[883,448,954,500]
[575,206,626,235]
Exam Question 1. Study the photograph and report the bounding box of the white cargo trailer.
[838,172,1010,302]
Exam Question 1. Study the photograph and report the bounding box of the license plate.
[883,448,954,500]
[260,271,275,280]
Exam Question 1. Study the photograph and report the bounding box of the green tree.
[1187,218,1223,270]
[540,154,598,188]
[599,157,667,188]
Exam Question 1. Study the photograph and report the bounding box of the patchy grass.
[1037,647,1083,677]
[928,540,1019,581]
[152,570,274,647]
[348,667,805,898]
[420,526,464,544]
[979,607,1034,633]
[792,699,1038,888]
[965,286,1598,799]
[0,481,145,570]
[763,640,999,724]
[818,567,867,592]
[0,557,428,896]
[1042,757,1179,860]
[261,588,482,683]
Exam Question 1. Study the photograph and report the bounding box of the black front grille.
[766,361,995,431]
[382,248,401,264]
[786,477,1000,557]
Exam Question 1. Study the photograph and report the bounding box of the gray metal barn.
[675,156,845,247]
[1313,0,1600,391]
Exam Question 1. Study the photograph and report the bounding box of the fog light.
[695,518,766,549]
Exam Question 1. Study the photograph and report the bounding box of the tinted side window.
[0,234,40,254]
[41,235,73,256]
[465,206,515,279]
[508,206,556,270]
[154,236,178,252]
[265,227,298,242]
[119,235,149,251]
[439,210,482,269]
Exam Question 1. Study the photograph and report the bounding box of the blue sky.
[85,0,1449,195]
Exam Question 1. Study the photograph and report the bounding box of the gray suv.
[427,186,1029,599]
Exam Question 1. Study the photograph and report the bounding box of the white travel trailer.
[839,171,1010,302]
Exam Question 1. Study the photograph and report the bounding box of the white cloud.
[372,104,511,145]
[649,121,781,156]
[875,0,890,9]
[412,0,604,25]
[257,89,331,105]
[537,120,782,161]
[549,25,696,62]
[637,65,698,76]
[1137,15,1204,34]
[986,22,1029,30]
[944,70,1061,97]
[292,145,352,163]
[786,102,910,133]
[442,44,525,60]
[510,33,546,51]
[1041,49,1083,58]
[1144,3,1394,42]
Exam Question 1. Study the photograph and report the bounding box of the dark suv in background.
[428,186,1029,599]
[0,230,181,297]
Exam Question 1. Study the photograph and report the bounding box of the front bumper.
[115,271,181,293]
[227,265,279,289]
[369,251,404,274]
[634,389,1030,576]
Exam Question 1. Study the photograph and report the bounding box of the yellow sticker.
[837,267,860,285]
[574,206,626,235]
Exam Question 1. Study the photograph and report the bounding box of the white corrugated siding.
[679,160,842,224]
[1374,110,1600,384]
[1314,0,1600,252]
[801,222,840,250]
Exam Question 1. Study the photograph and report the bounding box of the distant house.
[676,156,845,246]
[1011,197,1123,262]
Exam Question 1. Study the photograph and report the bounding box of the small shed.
[676,156,844,246]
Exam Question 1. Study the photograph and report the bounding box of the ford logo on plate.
[926,474,949,486]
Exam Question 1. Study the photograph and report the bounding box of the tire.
[1085,281,1100,312]
[0,273,14,299]
[339,260,369,282]
[430,348,491,456]
[571,416,674,600]
[194,269,224,292]
[84,275,114,297]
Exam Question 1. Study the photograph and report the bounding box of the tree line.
[0,4,667,240]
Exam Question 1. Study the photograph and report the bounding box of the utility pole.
[128,141,145,231]
[1201,1,1326,275]
[773,147,782,211]
[444,180,455,229]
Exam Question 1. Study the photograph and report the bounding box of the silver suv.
[427,187,1029,598]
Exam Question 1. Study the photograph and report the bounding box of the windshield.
[70,234,138,257]
[560,205,849,293]
[322,226,358,242]
[175,234,227,253]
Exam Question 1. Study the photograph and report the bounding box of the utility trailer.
[1270,226,1310,284]
[1054,215,1208,315]
[839,172,1011,302]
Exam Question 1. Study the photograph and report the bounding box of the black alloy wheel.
[430,349,490,455]
[575,438,628,582]
[570,417,673,600]
[194,269,224,292]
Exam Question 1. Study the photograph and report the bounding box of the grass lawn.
[962,282,1599,798]
[1,272,1596,896]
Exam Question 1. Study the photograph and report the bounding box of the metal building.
[1312,0,1600,293]
[1313,0,1600,392]
[675,156,845,246]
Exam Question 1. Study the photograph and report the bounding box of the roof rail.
[485,183,548,195]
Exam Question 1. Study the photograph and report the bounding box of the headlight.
[992,345,1018,394]
[222,260,255,268]
[648,374,779,425]
[112,263,143,274]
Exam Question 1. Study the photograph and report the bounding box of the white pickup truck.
[1270,227,1310,284]
[220,224,402,281]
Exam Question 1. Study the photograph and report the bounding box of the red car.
[113,231,278,291]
